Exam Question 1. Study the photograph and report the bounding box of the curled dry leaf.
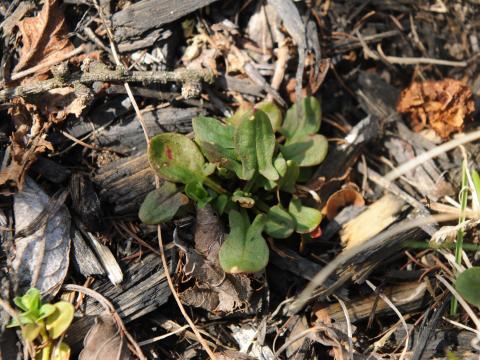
[14,0,74,74]
[40,84,94,122]
[324,186,365,221]
[0,100,52,192]
[13,177,71,295]
[397,79,475,138]
[178,205,253,313]
[79,312,131,360]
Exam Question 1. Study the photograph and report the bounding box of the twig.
[366,280,409,360]
[334,295,353,360]
[289,212,480,314]
[385,129,480,182]
[63,284,147,360]
[156,196,218,359]
[355,30,467,67]
[10,45,87,81]
[0,67,214,103]
[92,2,217,358]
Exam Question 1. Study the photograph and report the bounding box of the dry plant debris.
[397,79,476,138]
[13,0,74,75]
[1,0,480,359]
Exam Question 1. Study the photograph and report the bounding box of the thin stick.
[63,284,146,360]
[92,2,217,357]
[289,212,480,314]
[385,129,480,182]
[366,280,409,360]
[436,275,480,330]
[138,324,190,346]
[10,45,86,81]
[334,295,353,360]
[156,189,217,359]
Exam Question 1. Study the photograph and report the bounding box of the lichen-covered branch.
[0,63,214,102]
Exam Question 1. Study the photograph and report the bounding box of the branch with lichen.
[0,62,214,102]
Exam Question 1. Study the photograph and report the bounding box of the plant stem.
[451,160,468,316]
[204,177,228,194]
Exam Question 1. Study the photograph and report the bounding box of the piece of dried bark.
[397,79,475,138]
[178,205,252,314]
[13,0,74,73]
[79,312,131,360]
[12,177,71,295]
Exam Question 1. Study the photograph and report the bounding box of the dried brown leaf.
[79,312,131,360]
[397,79,475,138]
[40,84,93,122]
[0,100,52,192]
[14,0,74,73]
[178,205,252,314]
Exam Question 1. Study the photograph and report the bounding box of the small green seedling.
[8,288,74,360]
[141,96,327,273]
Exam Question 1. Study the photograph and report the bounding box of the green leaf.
[185,181,214,208]
[138,182,189,225]
[38,303,56,321]
[472,169,480,205]
[219,211,269,273]
[275,156,299,192]
[196,140,242,176]
[52,342,71,360]
[455,267,480,307]
[255,110,279,181]
[281,134,328,167]
[213,194,229,214]
[192,116,235,150]
[14,288,41,313]
[255,101,282,132]
[228,103,253,126]
[234,111,279,181]
[232,190,255,208]
[22,323,41,342]
[46,301,74,339]
[288,197,322,233]
[265,205,295,239]
[148,133,206,184]
[281,96,321,141]
[234,113,257,180]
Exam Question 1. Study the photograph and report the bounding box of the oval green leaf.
[234,114,257,180]
[265,205,295,239]
[255,110,279,181]
[455,267,480,307]
[148,133,206,184]
[138,182,189,224]
[255,101,282,132]
[288,197,322,233]
[46,301,74,339]
[219,211,269,274]
[193,116,235,150]
[281,96,321,141]
[281,134,328,167]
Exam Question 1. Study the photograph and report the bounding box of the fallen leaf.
[0,100,53,192]
[13,177,71,295]
[79,312,131,360]
[397,79,475,138]
[40,84,93,122]
[178,205,253,313]
[14,0,74,73]
[324,186,365,221]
